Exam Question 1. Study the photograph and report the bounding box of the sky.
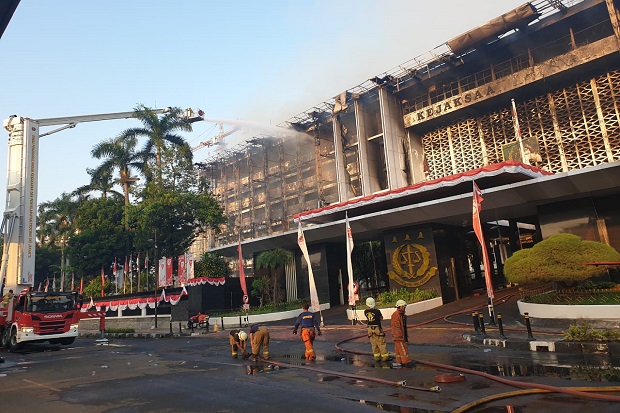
[0,0,528,205]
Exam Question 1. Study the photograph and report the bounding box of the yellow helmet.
[395,299,407,308]
[238,331,247,341]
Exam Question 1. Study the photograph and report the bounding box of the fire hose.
[257,358,441,393]
[333,292,620,406]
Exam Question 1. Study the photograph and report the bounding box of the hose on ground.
[452,386,620,413]
[335,291,620,403]
[257,358,441,393]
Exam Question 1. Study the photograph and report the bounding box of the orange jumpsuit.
[390,308,412,365]
[293,309,321,360]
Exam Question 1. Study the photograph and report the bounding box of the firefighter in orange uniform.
[390,300,415,367]
[249,324,270,361]
[293,302,322,361]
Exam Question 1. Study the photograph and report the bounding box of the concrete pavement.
[79,285,620,356]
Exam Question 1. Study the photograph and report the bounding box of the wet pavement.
[37,285,617,412]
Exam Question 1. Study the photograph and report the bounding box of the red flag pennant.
[101,266,105,297]
[473,181,494,299]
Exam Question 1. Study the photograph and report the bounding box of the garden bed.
[346,297,443,321]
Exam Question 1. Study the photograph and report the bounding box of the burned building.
[194,0,620,308]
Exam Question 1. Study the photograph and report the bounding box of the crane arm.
[34,107,172,127]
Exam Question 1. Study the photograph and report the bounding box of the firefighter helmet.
[395,299,407,308]
[365,297,376,308]
[238,331,247,341]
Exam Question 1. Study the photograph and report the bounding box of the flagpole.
[511,98,527,163]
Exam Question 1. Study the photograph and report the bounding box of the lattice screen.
[421,69,620,180]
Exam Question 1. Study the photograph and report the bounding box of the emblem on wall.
[388,233,438,288]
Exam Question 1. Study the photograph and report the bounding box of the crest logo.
[388,237,438,288]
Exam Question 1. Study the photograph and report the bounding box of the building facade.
[195,0,620,308]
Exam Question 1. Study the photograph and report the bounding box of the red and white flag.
[511,98,526,162]
[297,220,320,313]
[178,254,187,286]
[166,257,173,286]
[238,238,249,309]
[100,266,105,297]
[473,182,494,299]
[158,258,166,288]
[345,213,356,306]
[187,253,194,279]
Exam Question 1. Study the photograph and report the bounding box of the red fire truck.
[0,289,82,350]
[0,108,202,350]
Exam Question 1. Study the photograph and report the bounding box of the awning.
[295,160,551,223]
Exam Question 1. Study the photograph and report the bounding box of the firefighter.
[229,329,249,359]
[1,289,13,308]
[364,297,391,362]
[293,302,322,361]
[249,324,270,361]
[390,299,415,367]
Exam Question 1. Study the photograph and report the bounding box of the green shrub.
[104,328,135,334]
[563,322,620,342]
[504,233,620,287]
[372,288,438,309]
[575,280,618,291]
[211,298,309,317]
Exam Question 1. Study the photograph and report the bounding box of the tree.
[91,133,145,229]
[255,248,293,304]
[194,252,232,278]
[83,276,112,298]
[352,240,388,293]
[35,243,62,289]
[73,168,123,201]
[37,192,82,290]
[504,233,620,287]
[67,198,129,282]
[121,105,193,183]
[130,188,225,260]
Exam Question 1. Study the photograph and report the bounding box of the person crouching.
[229,329,248,359]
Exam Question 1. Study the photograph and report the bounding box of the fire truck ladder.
[0,211,18,294]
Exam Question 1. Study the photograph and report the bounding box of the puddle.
[452,361,620,381]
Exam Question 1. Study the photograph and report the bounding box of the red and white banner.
[345,212,356,306]
[298,220,320,312]
[473,181,494,299]
[187,253,194,279]
[178,254,187,285]
[158,258,167,288]
[238,237,249,309]
[86,287,188,311]
[186,277,225,286]
[166,257,173,286]
[100,266,105,297]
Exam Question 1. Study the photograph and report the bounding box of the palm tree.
[73,168,123,201]
[91,133,145,230]
[255,248,293,304]
[37,193,80,290]
[120,105,193,183]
